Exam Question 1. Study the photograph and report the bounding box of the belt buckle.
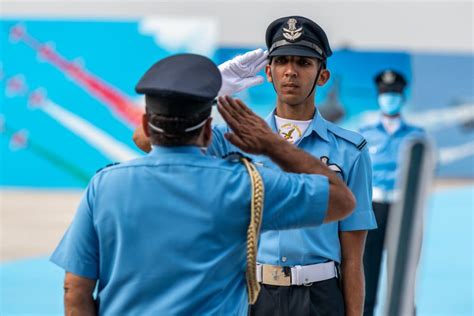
[261,264,291,286]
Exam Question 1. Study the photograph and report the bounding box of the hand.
[217,96,280,155]
[218,48,269,96]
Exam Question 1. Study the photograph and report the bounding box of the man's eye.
[299,59,311,66]
[275,58,287,64]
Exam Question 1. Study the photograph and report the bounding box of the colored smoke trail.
[1,123,91,184]
[10,24,143,127]
[39,98,139,162]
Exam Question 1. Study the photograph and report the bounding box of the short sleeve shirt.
[209,109,377,265]
[360,120,426,192]
[50,145,330,315]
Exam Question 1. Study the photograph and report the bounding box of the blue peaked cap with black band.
[265,16,333,60]
[135,53,222,116]
[374,70,407,94]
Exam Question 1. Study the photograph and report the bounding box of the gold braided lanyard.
[240,157,264,305]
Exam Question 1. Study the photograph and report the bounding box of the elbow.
[325,185,356,223]
[342,189,356,218]
[63,273,97,314]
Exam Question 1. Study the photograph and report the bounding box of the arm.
[339,230,367,316]
[132,49,268,154]
[64,272,97,315]
[217,96,355,222]
[50,182,101,311]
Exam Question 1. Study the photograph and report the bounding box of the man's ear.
[265,64,273,83]
[142,114,150,137]
[317,68,330,86]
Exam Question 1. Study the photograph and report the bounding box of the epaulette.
[223,151,252,163]
[95,162,120,174]
[327,124,367,151]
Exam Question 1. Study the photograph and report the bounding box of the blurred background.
[0,0,472,314]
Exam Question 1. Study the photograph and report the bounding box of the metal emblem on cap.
[283,18,303,42]
[382,71,396,84]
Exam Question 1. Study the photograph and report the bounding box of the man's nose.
[284,63,298,77]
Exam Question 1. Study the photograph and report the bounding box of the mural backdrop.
[1,19,473,188]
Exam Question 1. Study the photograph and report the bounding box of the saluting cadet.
[360,70,426,316]
[50,53,356,315]
[210,16,377,316]
[133,16,377,316]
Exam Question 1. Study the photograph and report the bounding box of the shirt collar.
[150,145,204,156]
[377,116,407,134]
[265,108,329,142]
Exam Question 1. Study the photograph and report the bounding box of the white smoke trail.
[41,99,139,162]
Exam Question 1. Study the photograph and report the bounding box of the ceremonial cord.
[240,157,264,305]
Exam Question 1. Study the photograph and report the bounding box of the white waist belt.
[372,187,398,203]
[256,261,337,286]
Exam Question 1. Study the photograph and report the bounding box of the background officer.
[50,53,355,315]
[360,70,427,316]
[209,16,376,316]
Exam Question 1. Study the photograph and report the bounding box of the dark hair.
[146,107,211,146]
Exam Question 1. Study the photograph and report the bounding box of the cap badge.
[283,18,303,42]
[382,71,396,84]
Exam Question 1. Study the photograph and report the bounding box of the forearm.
[341,259,365,316]
[64,272,97,316]
[64,292,96,316]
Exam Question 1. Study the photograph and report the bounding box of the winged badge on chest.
[320,156,343,175]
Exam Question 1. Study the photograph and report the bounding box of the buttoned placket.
[266,109,329,266]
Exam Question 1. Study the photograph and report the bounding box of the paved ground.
[0,181,472,315]
[1,189,81,262]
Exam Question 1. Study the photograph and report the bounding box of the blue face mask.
[378,93,403,115]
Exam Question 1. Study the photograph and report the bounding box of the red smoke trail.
[10,24,143,127]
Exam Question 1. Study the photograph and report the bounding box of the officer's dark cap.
[135,54,222,116]
[374,70,407,93]
[266,16,332,61]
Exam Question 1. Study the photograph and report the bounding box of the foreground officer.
[50,54,355,315]
[360,70,426,316]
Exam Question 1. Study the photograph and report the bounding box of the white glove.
[218,48,269,96]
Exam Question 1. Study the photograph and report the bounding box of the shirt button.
[281,256,287,263]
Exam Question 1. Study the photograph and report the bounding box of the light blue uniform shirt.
[210,109,377,266]
[360,120,425,192]
[51,145,330,315]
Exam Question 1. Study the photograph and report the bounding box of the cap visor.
[269,45,324,59]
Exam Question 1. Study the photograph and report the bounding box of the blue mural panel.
[1,19,473,188]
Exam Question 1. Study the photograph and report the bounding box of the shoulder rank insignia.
[357,139,367,151]
[326,123,367,151]
[96,162,120,174]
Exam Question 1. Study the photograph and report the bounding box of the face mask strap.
[148,117,209,134]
